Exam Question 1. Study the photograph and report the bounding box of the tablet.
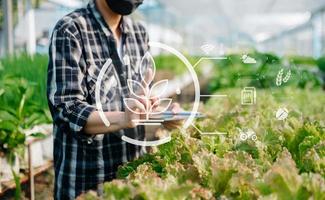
[149,111,205,121]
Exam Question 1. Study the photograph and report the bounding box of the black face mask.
[106,0,143,15]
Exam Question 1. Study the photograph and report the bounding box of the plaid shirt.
[47,1,148,199]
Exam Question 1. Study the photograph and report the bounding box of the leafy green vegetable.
[77,87,325,200]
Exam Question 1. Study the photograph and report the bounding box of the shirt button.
[87,138,93,144]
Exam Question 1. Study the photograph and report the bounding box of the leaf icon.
[127,79,147,98]
[139,52,156,86]
[150,79,169,99]
[150,98,172,115]
[123,98,145,114]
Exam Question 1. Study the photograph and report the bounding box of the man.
[47,0,181,199]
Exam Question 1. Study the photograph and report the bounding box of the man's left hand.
[162,103,184,130]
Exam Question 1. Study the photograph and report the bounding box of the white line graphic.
[191,123,226,136]
[149,42,201,130]
[193,57,227,68]
[95,58,113,127]
[201,132,227,136]
[121,135,171,147]
[200,94,228,98]
[121,42,201,146]
[136,123,162,126]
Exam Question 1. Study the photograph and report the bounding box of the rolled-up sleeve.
[47,26,95,133]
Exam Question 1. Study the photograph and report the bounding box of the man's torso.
[48,1,149,199]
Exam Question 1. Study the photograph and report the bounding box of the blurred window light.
[245,12,311,27]
[255,33,271,42]
[139,0,162,10]
[48,0,84,9]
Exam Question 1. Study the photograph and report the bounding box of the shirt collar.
[88,0,131,37]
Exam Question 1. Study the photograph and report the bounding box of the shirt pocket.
[82,141,105,174]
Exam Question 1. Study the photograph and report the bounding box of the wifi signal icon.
[201,44,215,55]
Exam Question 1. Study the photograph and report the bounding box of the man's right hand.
[84,69,158,134]
[123,98,146,128]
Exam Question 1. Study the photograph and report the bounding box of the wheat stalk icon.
[276,68,291,86]
[123,52,172,124]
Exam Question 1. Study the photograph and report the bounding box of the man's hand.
[123,98,146,128]
[123,68,182,130]
[162,103,184,130]
[123,68,158,128]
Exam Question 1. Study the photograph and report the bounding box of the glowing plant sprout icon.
[123,52,172,125]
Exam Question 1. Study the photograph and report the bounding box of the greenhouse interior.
[0,0,324,199]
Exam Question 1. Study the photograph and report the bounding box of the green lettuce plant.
[97,88,324,200]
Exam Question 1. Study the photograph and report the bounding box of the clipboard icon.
[241,87,256,105]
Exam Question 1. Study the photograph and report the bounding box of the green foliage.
[80,164,213,200]
[0,54,50,155]
[0,54,50,196]
[12,166,22,200]
[0,51,323,199]
[263,149,303,200]
[0,54,49,109]
[0,78,28,156]
[79,87,325,200]
[154,54,199,75]
[289,55,317,67]
[208,52,322,92]
[316,56,325,72]
[117,154,165,179]
[102,180,133,200]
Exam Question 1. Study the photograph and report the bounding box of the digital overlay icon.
[200,44,216,55]
[237,128,257,141]
[276,68,291,86]
[95,42,201,146]
[275,107,289,120]
[124,52,173,126]
[241,87,256,105]
[241,54,257,64]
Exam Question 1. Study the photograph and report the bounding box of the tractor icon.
[237,128,257,141]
